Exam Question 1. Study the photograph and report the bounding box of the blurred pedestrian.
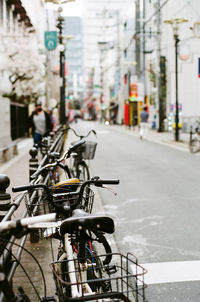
[28,102,52,147]
[47,108,57,133]
[139,106,149,140]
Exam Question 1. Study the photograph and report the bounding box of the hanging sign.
[44,31,57,51]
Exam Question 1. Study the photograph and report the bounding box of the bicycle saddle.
[51,178,80,193]
[60,210,115,235]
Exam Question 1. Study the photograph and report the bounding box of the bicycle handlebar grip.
[12,183,49,193]
[12,185,35,192]
[95,180,119,185]
[92,129,97,136]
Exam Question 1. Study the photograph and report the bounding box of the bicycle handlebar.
[12,178,119,216]
[67,127,97,139]
[30,139,85,180]
[0,213,57,231]
[76,178,119,205]
[12,179,119,193]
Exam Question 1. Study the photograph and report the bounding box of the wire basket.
[24,188,53,217]
[71,141,97,160]
[24,185,95,217]
[53,184,95,214]
[50,252,147,301]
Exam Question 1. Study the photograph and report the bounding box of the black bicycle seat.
[60,211,115,235]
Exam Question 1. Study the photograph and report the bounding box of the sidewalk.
[8,132,118,300]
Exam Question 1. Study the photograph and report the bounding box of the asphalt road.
[72,120,200,302]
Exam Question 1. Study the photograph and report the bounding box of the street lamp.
[164,18,188,141]
[56,7,66,125]
[45,0,75,124]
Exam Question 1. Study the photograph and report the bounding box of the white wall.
[145,0,200,130]
[21,0,46,41]
[0,97,11,146]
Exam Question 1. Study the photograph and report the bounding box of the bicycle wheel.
[86,244,112,294]
[189,138,200,153]
[76,162,90,181]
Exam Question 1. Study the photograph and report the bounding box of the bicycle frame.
[61,234,93,298]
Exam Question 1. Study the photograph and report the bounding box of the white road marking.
[139,261,200,285]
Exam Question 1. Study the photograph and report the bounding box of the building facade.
[80,0,200,132]
[81,0,130,122]
[140,0,200,132]
[64,16,83,99]
[0,0,57,149]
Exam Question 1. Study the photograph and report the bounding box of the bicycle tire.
[76,162,90,182]
[189,138,200,153]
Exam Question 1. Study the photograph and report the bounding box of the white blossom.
[0,31,46,103]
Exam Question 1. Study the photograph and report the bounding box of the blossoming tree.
[0,31,46,104]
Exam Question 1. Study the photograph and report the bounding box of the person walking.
[28,102,53,147]
[47,108,57,133]
[139,106,149,140]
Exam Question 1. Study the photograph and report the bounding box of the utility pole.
[135,0,141,79]
[57,7,66,125]
[164,18,188,141]
[156,0,164,132]
[174,34,179,141]
[142,0,148,105]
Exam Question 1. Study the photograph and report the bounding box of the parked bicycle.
[30,139,86,186]
[0,179,147,301]
[67,127,97,181]
[189,120,200,153]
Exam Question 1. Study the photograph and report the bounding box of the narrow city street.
[1,120,200,301]
[71,120,200,302]
[2,1,200,301]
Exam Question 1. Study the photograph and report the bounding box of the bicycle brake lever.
[102,185,117,196]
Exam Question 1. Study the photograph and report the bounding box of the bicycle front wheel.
[76,162,90,181]
[189,138,200,153]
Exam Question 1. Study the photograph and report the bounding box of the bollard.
[41,137,48,157]
[29,147,38,182]
[0,174,11,222]
[190,126,193,145]
[0,175,12,277]
[29,148,40,243]
[50,131,54,145]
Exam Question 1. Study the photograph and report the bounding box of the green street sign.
[44,31,57,51]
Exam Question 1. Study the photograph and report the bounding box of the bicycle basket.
[23,188,55,240]
[52,184,95,214]
[24,188,53,217]
[71,140,97,160]
[83,141,97,160]
[50,252,147,301]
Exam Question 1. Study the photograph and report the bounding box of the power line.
[144,0,170,26]
[125,0,171,52]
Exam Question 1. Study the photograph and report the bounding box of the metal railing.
[0,126,66,302]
